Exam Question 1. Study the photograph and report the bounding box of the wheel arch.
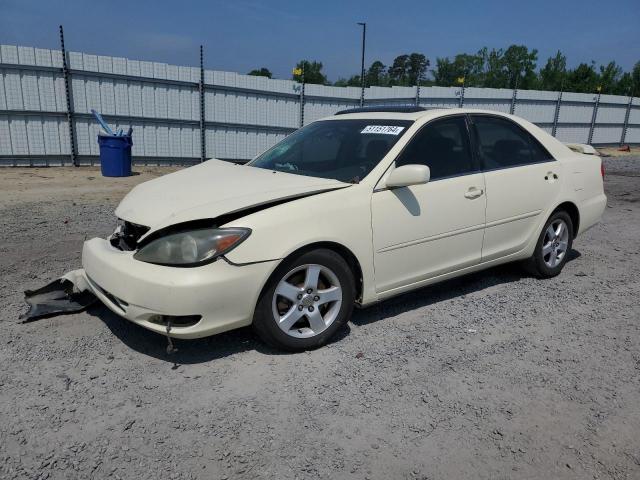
[260,241,365,305]
[552,201,580,238]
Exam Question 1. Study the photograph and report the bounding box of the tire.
[253,249,356,351]
[526,210,574,278]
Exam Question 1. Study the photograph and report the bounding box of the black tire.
[526,210,574,278]
[253,249,356,351]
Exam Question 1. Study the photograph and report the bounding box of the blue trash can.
[98,134,132,177]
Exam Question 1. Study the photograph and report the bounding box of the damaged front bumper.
[80,237,278,339]
[22,237,279,339]
[21,270,98,322]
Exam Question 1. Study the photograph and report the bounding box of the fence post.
[458,78,465,108]
[620,94,633,146]
[552,89,563,138]
[509,75,519,115]
[588,91,601,145]
[415,82,420,107]
[199,45,206,163]
[298,65,305,128]
[59,25,77,167]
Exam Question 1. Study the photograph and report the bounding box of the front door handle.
[464,187,484,199]
[544,171,559,181]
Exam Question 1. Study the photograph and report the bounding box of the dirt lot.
[1,157,639,480]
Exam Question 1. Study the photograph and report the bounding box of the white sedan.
[75,107,606,350]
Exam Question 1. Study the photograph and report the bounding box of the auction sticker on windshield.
[361,125,405,135]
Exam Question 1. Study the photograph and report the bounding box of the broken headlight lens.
[133,228,251,266]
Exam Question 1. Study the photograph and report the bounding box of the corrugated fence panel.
[628,98,640,124]
[626,126,640,143]
[591,126,623,145]
[463,88,512,113]
[419,87,460,109]
[1,44,640,166]
[558,92,597,124]
[555,126,590,144]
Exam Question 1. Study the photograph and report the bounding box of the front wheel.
[253,249,355,351]
[526,210,574,278]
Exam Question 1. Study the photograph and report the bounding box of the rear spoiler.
[565,143,598,155]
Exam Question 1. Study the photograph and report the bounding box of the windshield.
[249,119,413,182]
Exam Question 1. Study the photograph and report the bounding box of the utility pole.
[357,22,366,107]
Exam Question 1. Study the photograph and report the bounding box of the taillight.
[600,162,605,179]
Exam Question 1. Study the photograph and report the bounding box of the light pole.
[357,22,366,107]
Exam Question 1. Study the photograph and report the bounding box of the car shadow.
[87,249,580,364]
[352,248,581,326]
[87,305,351,365]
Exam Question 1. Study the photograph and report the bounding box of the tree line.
[248,45,640,96]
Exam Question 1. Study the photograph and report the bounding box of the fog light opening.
[148,314,201,328]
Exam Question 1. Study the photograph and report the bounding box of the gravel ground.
[1,157,639,480]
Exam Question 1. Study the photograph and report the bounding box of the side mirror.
[385,164,430,189]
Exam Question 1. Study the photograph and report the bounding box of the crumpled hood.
[115,159,348,231]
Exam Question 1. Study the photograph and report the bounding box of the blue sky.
[1,0,638,81]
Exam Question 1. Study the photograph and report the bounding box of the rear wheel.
[253,249,355,351]
[526,210,573,278]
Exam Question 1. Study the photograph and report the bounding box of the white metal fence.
[0,43,639,166]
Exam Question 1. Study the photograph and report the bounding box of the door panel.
[482,163,562,261]
[469,114,562,261]
[371,173,486,293]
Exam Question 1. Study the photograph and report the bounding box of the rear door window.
[471,115,554,170]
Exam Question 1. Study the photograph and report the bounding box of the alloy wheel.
[272,264,343,338]
[542,219,569,268]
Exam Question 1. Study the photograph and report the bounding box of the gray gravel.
[1,157,639,480]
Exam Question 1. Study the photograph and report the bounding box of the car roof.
[320,107,572,162]
[321,107,515,122]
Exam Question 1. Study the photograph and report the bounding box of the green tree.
[615,62,640,96]
[366,60,387,87]
[387,53,430,86]
[388,54,409,85]
[433,51,484,86]
[633,61,640,96]
[597,61,623,94]
[483,48,507,88]
[292,60,327,85]
[502,45,539,89]
[539,51,567,91]
[407,53,430,85]
[247,67,272,78]
[616,72,633,95]
[481,45,538,89]
[433,57,462,86]
[566,62,599,93]
[333,75,361,87]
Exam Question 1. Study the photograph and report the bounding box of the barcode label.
[361,125,405,135]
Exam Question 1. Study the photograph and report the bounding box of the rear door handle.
[544,171,559,181]
[464,187,484,199]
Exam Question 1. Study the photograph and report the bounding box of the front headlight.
[133,227,251,266]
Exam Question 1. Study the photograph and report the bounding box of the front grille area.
[110,220,150,251]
